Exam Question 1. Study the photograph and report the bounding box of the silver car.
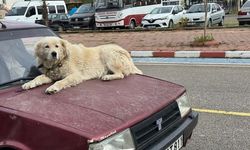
[184,3,225,27]
[238,0,250,25]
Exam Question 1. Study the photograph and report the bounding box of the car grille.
[146,19,156,23]
[193,18,200,21]
[130,102,181,150]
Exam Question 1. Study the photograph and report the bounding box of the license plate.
[147,26,156,29]
[73,26,80,29]
[166,135,183,150]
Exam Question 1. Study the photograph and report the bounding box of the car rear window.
[243,1,250,7]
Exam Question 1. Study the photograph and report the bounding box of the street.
[136,63,250,150]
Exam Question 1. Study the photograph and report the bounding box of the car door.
[215,4,224,22]
[172,6,181,24]
[25,6,39,23]
[211,4,220,24]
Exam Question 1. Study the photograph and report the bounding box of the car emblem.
[75,18,78,21]
[150,18,153,22]
[156,117,163,131]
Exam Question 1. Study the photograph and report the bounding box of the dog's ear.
[34,41,43,58]
[60,39,70,58]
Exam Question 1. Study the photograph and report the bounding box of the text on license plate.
[166,135,183,150]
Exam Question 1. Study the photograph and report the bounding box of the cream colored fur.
[22,37,142,94]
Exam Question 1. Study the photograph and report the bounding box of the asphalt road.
[136,63,250,150]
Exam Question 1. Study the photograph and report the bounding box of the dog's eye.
[55,45,59,48]
[45,45,49,48]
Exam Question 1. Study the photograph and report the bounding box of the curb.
[130,51,250,58]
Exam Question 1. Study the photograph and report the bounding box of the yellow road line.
[193,108,250,117]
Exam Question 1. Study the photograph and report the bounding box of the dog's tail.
[116,48,143,75]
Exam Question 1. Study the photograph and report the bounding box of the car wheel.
[207,19,212,28]
[239,21,244,26]
[218,17,224,26]
[58,26,64,32]
[129,20,136,29]
[168,20,174,28]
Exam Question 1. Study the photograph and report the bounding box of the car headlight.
[199,16,205,20]
[160,16,169,20]
[117,12,123,18]
[84,17,91,21]
[177,93,191,118]
[88,129,135,150]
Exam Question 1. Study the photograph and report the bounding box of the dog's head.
[35,37,69,68]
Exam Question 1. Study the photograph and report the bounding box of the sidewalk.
[60,28,250,58]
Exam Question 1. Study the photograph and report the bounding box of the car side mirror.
[212,9,216,13]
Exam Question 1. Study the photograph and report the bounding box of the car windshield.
[242,1,250,7]
[48,14,60,20]
[75,5,94,13]
[95,0,123,10]
[0,28,57,86]
[187,4,211,13]
[150,7,172,14]
[6,7,27,16]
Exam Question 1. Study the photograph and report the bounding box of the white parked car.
[238,0,250,25]
[141,5,185,28]
[184,3,225,27]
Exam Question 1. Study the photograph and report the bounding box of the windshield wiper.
[0,77,34,87]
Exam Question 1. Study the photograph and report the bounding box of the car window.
[216,4,221,11]
[57,5,66,13]
[37,6,43,15]
[212,4,217,12]
[242,1,250,7]
[75,5,93,14]
[161,7,172,13]
[26,6,36,17]
[0,37,40,84]
[60,15,68,20]
[48,6,56,14]
[173,6,178,13]
[6,6,27,16]
[0,29,57,85]
[178,6,183,12]
[187,4,211,13]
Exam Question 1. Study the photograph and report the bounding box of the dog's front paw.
[45,85,60,94]
[22,82,37,90]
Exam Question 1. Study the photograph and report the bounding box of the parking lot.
[138,63,250,150]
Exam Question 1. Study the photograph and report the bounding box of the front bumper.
[147,111,198,150]
[186,21,205,26]
[96,20,124,28]
[142,20,168,28]
[70,20,93,28]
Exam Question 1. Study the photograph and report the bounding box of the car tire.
[168,20,174,28]
[239,21,244,26]
[207,19,212,28]
[58,26,64,32]
[129,20,136,29]
[218,17,224,26]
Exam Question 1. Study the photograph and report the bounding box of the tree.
[203,0,208,39]
[42,0,49,26]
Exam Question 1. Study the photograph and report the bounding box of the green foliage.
[176,17,188,29]
[194,34,214,43]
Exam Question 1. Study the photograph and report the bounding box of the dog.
[22,37,142,94]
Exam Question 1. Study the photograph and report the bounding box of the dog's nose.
[51,51,57,58]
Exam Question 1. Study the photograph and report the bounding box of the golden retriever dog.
[22,37,142,94]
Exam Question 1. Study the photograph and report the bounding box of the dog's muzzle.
[51,51,57,59]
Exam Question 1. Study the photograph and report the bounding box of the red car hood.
[0,75,185,141]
